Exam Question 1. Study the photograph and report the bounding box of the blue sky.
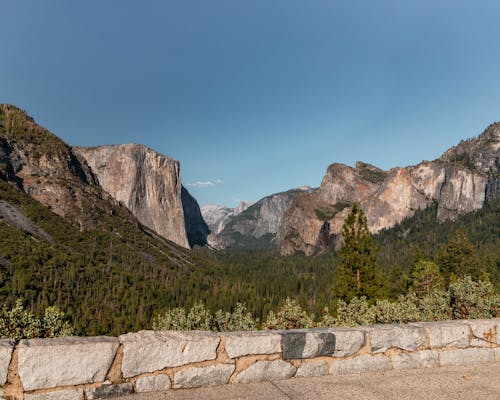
[2,1,500,207]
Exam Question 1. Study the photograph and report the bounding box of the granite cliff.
[206,188,314,250]
[75,144,208,248]
[201,201,253,236]
[279,124,500,255]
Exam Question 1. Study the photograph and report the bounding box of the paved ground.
[118,362,500,400]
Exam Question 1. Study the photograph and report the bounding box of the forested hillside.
[0,105,497,336]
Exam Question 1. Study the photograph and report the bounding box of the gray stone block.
[326,328,366,357]
[18,336,119,391]
[368,324,426,353]
[119,330,220,378]
[391,350,439,370]
[281,330,335,359]
[85,383,134,399]
[0,340,14,386]
[332,355,392,375]
[295,360,330,377]
[466,319,499,347]
[24,388,84,400]
[413,321,470,349]
[222,331,281,359]
[234,360,296,383]
[135,374,171,393]
[439,348,495,367]
[173,363,235,388]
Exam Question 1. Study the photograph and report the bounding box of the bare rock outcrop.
[280,124,499,255]
[210,189,311,250]
[0,104,112,229]
[75,144,196,248]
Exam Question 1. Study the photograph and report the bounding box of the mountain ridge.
[279,123,499,255]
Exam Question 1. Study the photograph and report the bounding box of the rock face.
[201,201,253,236]
[181,186,210,247]
[207,189,313,250]
[75,145,208,248]
[280,124,500,255]
[75,144,189,248]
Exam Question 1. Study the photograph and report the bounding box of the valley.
[0,104,498,335]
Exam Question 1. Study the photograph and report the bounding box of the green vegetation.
[153,302,257,331]
[0,103,498,337]
[376,199,500,292]
[357,165,388,183]
[1,177,498,336]
[333,205,384,300]
[263,297,315,330]
[314,202,352,221]
[0,299,73,340]
[150,276,498,331]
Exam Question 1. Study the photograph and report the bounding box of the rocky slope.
[209,188,314,250]
[75,144,208,248]
[280,124,500,255]
[0,104,109,228]
[201,201,253,238]
[0,104,214,333]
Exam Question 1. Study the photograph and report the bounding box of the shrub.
[332,297,376,326]
[214,302,257,331]
[263,298,315,330]
[419,290,451,321]
[0,299,73,340]
[449,276,498,319]
[153,301,212,331]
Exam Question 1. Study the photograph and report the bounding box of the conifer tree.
[409,260,444,298]
[435,230,487,283]
[333,204,384,300]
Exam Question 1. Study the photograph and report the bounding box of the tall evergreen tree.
[435,230,487,283]
[334,204,385,300]
[409,260,444,298]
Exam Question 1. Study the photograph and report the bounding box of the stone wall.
[0,319,499,399]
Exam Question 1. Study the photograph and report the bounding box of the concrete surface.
[117,362,500,399]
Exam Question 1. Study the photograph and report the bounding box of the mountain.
[181,186,210,247]
[208,188,315,250]
[279,124,500,255]
[0,104,211,334]
[201,201,253,236]
[75,145,208,248]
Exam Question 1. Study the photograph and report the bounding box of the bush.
[0,299,73,340]
[263,298,315,330]
[151,276,499,332]
[449,276,499,319]
[214,303,257,331]
[419,290,451,321]
[332,297,376,326]
[153,302,258,332]
[152,301,212,331]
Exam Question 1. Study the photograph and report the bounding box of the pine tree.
[409,260,444,298]
[333,205,384,301]
[435,230,487,283]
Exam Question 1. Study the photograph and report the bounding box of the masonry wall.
[0,319,499,399]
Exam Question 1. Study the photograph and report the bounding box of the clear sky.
[2,1,500,207]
